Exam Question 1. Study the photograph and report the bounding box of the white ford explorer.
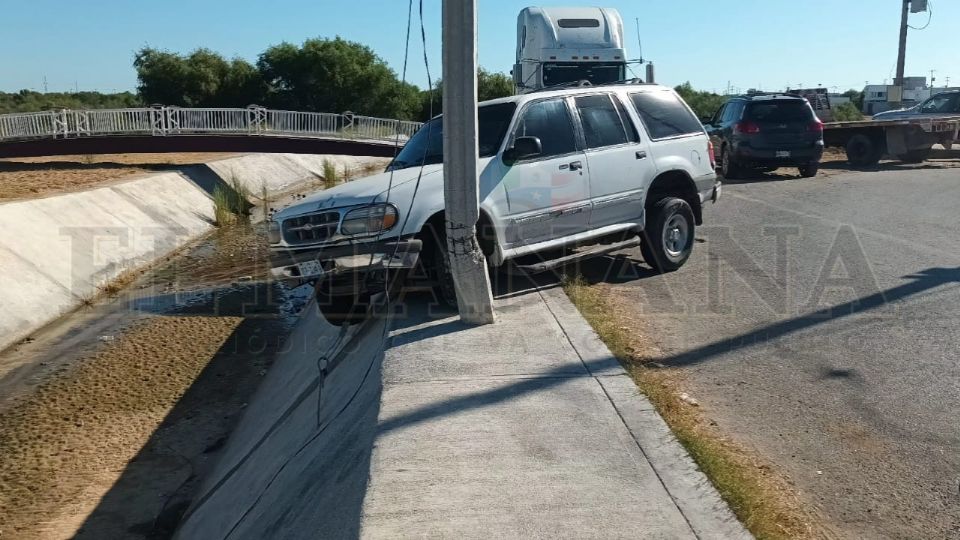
[269,82,720,313]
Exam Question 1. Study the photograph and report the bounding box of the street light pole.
[441,0,496,325]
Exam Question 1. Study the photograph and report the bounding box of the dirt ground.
[0,153,237,201]
[0,223,309,539]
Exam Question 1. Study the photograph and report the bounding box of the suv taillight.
[734,121,761,134]
[707,140,716,168]
[808,120,824,133]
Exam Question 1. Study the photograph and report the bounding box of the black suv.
[704,93,824,179]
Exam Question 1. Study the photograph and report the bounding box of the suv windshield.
[388,102,517,171]
[745,100,814,122]
[542,63,625,87]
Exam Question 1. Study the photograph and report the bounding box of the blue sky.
[2,1,957,94]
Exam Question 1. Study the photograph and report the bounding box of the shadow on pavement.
[648,266,960,369]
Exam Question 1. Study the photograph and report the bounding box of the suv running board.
[508,237,641,274]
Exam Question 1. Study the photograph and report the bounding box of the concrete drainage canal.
[0,216,389,539]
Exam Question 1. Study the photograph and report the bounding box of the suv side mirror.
[700,116,714,126]
[503,136,542,165]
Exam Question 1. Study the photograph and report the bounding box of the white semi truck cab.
[514,6,628,94]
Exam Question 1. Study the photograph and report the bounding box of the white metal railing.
[0,106,422,143]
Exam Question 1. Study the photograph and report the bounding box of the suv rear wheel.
[641,197,695,272]
[720,147,742,179]
[798,162,819,178]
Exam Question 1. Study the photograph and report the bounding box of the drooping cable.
[203,3,422,537]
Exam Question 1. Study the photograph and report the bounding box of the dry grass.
[321,158,340,189]
[212,172,251,227]
[563,275,821,540]
[0,316,243,538]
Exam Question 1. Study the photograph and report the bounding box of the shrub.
[832,102,863,122]
[322,159,339,188]
[212,173,250,226]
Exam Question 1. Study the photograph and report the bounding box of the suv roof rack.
[529,80,594,93]
[737,90,805,100]
[530,78,656,94]
[606,78,655,86]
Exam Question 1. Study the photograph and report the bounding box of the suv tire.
[798,162,819,178]
[720,147,742,179]
[641,197,695,272]
[420,222,458,308]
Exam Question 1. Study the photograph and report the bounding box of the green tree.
[841,89,864,111]
[417,67,515,120]
[134,47,264,107]
[478,68,514,101]
[673,82,727,120]
[257,37,406,117]
[0,90,140,114]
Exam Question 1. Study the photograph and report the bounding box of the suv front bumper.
[270,237,422,284]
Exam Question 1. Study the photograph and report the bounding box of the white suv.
[269,83,720,311]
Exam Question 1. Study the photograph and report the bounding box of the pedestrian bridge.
[0,106,422,158]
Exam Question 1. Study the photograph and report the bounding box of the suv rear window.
[629,91,703,139]
[575,94,628,149]
[745,101,813,122]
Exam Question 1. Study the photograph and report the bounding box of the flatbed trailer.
[823,116,960,167]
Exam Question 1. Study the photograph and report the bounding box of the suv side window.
[629,90,704,139]
[575,94,629,149]
[613,95,640,142]
[512,99,578,158]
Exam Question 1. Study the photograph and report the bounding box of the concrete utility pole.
[441,0,496,325]
[892,0,910,107]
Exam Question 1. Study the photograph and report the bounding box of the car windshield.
[920,93,959,113]
[745,101,813,122]
[387,102,517,171]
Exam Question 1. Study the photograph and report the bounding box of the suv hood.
[274,164,444,219]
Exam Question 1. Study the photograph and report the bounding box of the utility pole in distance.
[892,0,910,108]
[441,0,496,325]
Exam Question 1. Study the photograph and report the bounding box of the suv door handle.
[635,151,648,160]
[569,160,583,171]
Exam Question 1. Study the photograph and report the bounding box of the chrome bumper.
[269,238,422,283]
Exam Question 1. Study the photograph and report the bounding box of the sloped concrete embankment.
[0,153,387,353]
[174,302,388,539]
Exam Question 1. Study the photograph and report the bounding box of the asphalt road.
[586,164,960,538]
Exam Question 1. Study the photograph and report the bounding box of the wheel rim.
[662,213,690,259]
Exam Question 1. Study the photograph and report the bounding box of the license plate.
[775,150,791,158]
[297,260,325,278]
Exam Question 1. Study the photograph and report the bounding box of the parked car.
[704,93,824,178]
[872,90,960,120]
[269,83,720,320]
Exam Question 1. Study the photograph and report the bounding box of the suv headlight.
[340,204,399,235]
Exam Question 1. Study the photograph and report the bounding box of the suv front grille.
[282,211,340,245]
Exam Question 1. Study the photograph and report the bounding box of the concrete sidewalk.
[174,283,748,539]
[364,286,747,538]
